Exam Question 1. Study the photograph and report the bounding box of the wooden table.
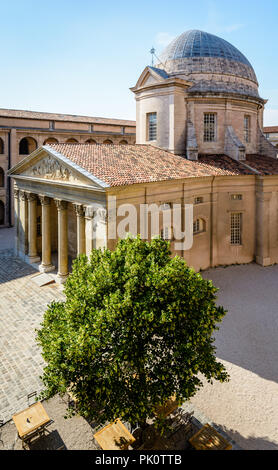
[155,396,179,418]
[189,423,232,450]
[93,419,135,450]
[12,402,51,447]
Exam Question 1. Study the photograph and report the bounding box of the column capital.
[19,190,27,201]
[55,199,68,211]
[97,207,107,223]
[26,192,37,202]
[14,189,20,199]
[85,205,97,219]
[73,203,85,217]
[39,195,51,206]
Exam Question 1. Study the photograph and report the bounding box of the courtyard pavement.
[0,227,278,449]
[190,264,278,450]
[0,228,64,423]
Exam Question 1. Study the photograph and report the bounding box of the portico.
[10,145,108,284]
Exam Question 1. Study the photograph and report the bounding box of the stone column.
[19,190,28,256]
[55,199,69,283]
[74,204,86,255]
[39,195,55,273]
[95,207,107,249]
[26,193,40,263]
[85,206,96,257]
[14,188,20,255]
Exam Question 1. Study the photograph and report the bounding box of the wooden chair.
[27,391,37,407]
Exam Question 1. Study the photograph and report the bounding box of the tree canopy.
[37,236,228,430]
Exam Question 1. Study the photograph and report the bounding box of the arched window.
[19,137,37,155]
[119,140,128,145]
[43,137,59,145]
[66,138,78,144]
[0,200,4,225]
[0,138,4,154]
[103,139,113,144]
[85,139,97,144]
[0,167,4,187]
[193,218,206,235]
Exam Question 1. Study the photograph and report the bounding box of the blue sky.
[0,0,278,124]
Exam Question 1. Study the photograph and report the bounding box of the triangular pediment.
[131,66,169,90]
[23,153,88,183]
[8,147,107,189]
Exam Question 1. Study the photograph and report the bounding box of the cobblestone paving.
[0,249,64,423]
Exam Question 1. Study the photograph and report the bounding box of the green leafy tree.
[37,236,228,430]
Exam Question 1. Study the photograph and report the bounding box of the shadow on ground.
[0,252,37,285]
[202,263,278,384]
[29,430,67,450]
[216,423,278,450]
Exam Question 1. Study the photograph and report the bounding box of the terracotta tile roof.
[46,144,256,187]
[246,154,278,175]
[263,126,278,133]
[0,107,135,127]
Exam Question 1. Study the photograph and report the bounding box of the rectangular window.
[193,219,200,234]
[147,113,157,141]
[194,197,203,204]
[231,212,242,245]
[244,115,251,143]
[204,113,216,142]
[231,194,243,201]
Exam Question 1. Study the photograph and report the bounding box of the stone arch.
[85,139,97,144]
[0,138,4,154]
[66,138,78,143]
[119,140,128,144]
[43,137,59,145]
[19,137,37,155]
[103,139,113,144]
[0,200,4,225]
[0,167,4,187]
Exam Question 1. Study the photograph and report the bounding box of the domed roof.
[158,30,258,87]
[161,30,252,66]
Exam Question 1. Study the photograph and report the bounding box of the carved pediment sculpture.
[25,156,79,183]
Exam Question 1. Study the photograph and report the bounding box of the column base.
[28,255,41,264]
[56,273,69,284]
[256,256,271,266]
[39,263,56,273]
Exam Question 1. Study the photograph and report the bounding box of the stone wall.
[224,126,246,161]
[107,174,259,272]
[258,127,278,159]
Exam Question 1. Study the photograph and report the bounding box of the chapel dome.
[157,30,259,96]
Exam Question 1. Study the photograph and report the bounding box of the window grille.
[193,219,205,234]
[244,116,250,143]
[204,113,216,142]
[231,213,242,245]
[147,113,157,141]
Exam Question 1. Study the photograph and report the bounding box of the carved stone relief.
[24,156,80,183]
